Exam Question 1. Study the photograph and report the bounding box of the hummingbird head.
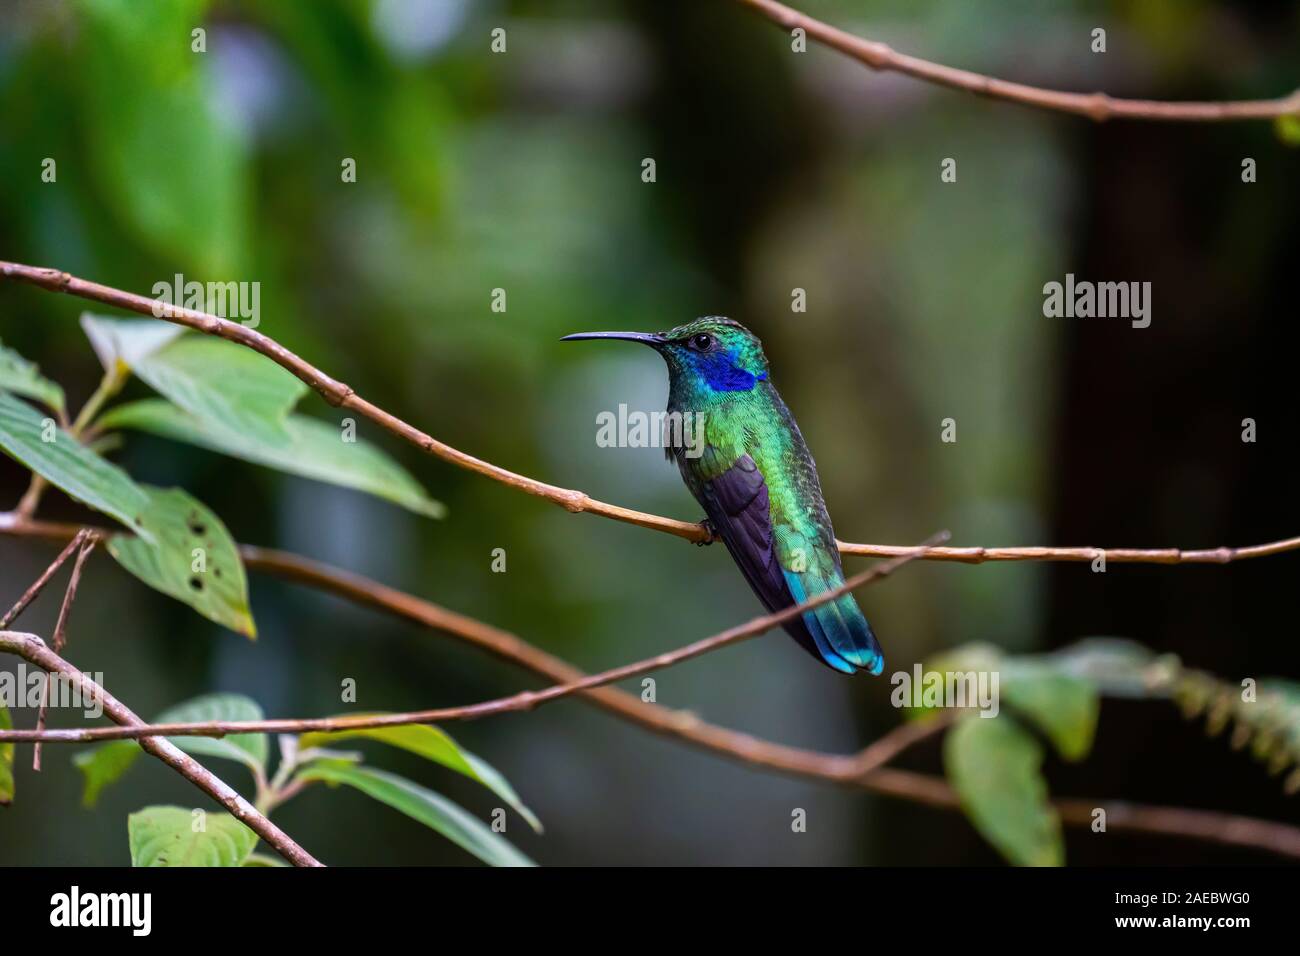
[561,316,770,393]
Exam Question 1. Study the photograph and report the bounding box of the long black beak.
[560,331,667,347]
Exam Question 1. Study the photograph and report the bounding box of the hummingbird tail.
[783,571,885,675]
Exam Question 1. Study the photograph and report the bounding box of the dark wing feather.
[695,454,842,669]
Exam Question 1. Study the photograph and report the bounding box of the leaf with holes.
[0,341,64,414]
[0,392,154,540]
[100,399,444,518]
[299,722,542,833]
[128,806,258,867]
[296,761,534,867]
[944,715,1063,867]
[108,486,254,637]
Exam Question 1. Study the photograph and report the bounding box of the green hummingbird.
[562,317,882,674]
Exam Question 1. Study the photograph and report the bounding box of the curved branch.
[0,536,944,743]
[0,630,322,867]
[2,261,1298,567]
[4,525,1294,858]
[736,0,1300,122]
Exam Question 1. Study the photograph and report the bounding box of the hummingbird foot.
[696,518,718,546]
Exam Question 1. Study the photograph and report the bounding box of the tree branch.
[2,260,1298,567]
[0,631,322,867]
[0,535,945,743]
[2,520,1295,859]
[735,0,1300,122]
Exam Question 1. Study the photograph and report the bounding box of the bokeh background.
[1,0,1297,865]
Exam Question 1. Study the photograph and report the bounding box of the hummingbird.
[562,317,883,675]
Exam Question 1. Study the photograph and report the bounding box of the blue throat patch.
[699,350,766,392]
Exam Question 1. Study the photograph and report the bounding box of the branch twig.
[2,260,1298,567]
[0,535,946,744]
[32,533,95,770]
[0,630,322,867]
[736,0,1300,122]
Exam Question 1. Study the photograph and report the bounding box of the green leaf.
[1000,664,1099,762]
[243,853,288,867]
[0,392,154,540]
[0,706,14,806]
[73,741,139,807]
[296,761,535,867]
[0,341,65,413]
[944,715,1063,867]
[299,722,542,833]
[1275,114,1300,148]
[80,314,184,377]
[107,486,256,637]
[151,693,268,773]
[74,694,267,805]
[101,399,445,518]
[128,805,258,867]
[914,642,1100,761]
[75,0,249,277]
[130,335,307,445]
[1041,638,1155,698]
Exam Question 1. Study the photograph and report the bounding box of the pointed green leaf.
[0,392,153,540]
[73,740,140,807]
[128,805,258,867]
[131,336,307,444]
[0,706,14,806]
[299,722,542,833]
[74,694,267,805]
[107,486,255,637]
[296,761,534,867]
[80,314,184,376]
[944,715,1063,867]
[0,341,65,414]
[101,399,444,518]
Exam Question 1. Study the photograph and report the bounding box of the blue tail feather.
[782,570,883,675]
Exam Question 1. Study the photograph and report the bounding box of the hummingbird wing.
[695,452,879,674]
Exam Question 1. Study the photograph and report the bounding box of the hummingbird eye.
[688,333,715,352]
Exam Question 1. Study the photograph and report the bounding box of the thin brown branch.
[0,630,322,867]
[237,547,1300,860]
[32,534,95,770]
[1,527,1295,860]
[0,535,947,744]
[0,527,92,629]
[3,260,1298,567]
[736,0,1300,122]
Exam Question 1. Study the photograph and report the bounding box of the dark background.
[1,0,1297,865]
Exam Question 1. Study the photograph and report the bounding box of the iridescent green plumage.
[563,317,882,674]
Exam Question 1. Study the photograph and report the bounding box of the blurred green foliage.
[0,0,1297,865]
